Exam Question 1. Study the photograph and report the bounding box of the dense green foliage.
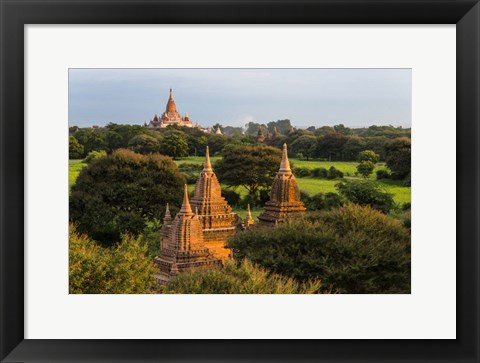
[228,204,411,294]
[385,137,411,179]
[69,225,157,294]
[83,150,107,164]
[69,123,410,167]
[215,145,282,197]
[128,134,161,154]
[69,136,84,159]
[162,259,321,294]
[159,133,189,159]
[336,179,395,213]
[301,192,345,211]
[70,149,184,245]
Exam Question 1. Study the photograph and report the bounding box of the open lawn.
[69,160,86,190]
[69,156,410,211]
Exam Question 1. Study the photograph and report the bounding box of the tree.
[69,136,84,159]
[73,128,107,154]
[244,121,267,135]
[159,133,189,159]
[385,137,411,179]
[70,149,185,245]
[335,179,395,213]
[290,135,317,160]
[356,150,379,178]
[206,134,229,155]
[358,150,380,164]
[267,119,292,135]
[343,136,367,161]
[128,134,161,154]
[215,145,282,197]
[105,123,149,151]
[356,161,375,178]
[69,225,157,294]
[228,204,411,294]
[162,259,321,294]
[316,132,348,161]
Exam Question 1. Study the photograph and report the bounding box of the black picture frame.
[1,1,479,362]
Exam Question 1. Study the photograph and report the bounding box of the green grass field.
[69,157,410,209]
[69,160,85,190]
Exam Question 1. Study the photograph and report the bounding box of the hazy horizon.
[69,68,412,129]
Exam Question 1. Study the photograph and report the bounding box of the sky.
[68,68,412,129]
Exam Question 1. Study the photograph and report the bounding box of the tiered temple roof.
[190,146,240,261]
[147,89,198,129]
[258,143,306,225]
[154,185,221,284]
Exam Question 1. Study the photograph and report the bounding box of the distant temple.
[147,88,200,129]
[258,143,306,225]
[255,127,265,143]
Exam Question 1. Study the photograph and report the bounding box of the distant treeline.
[69,119,411,162]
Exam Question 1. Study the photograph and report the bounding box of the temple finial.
[279,143,292,174]
[244,204,254,228]
[203,146,213,172]
[179,184,193,215]
[164,203,172,222]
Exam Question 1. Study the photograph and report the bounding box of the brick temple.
[258,143,306,225]
[154,185,222,284]
[155,143,306,283]
[147,88,199,129]
[189,146,241,261]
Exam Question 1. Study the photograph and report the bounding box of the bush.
[335,179,395,213]
[376,169,391,180]
[403,173,411,187]
[326,166,344,179]
[228,204,411,294]
[162,259,321,294]
[83,150,107,164]
[293,166,312,178]
[356,160,375,178]
[312,167,328,178]
[222,189,241,207]
[301,192,345,211]
[69,136,84,159]
[240,189,270,208]
[69,225,157,294]
[70,149,185,245]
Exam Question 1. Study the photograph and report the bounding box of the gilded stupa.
[154,185,221,284]
[190,146,241,261]
[258,143,306,225]
[147,88,198,129]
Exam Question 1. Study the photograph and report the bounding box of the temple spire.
[179,184,193,215]
[164,203,172,223]
[203,146,213,172]
[244,204,254,228]
[279,143,292,174]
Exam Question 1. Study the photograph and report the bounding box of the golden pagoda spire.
[179,184,193,216]
[203,146,213,173]
[244,204,254,228]
[279,143,292,174]
[246,204,252,219]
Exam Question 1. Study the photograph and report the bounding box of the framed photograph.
[1,0,478,362]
